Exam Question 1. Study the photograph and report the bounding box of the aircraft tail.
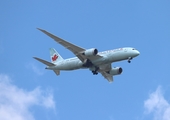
[33,57,55,66]
[33,57,60,76]
[33,48,63,76]
[50,48,64,63]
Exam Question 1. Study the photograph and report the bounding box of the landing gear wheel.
[92,71,98,75]
[128,57,133,63]
[95,72,98,75]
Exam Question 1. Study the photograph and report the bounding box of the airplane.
[34,28,140,82]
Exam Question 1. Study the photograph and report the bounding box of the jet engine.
[107,67,123,76]
[82,48,98,56]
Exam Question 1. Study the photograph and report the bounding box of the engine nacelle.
[107,67,123,76]
[82,48,98,56]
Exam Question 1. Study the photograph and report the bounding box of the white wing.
[100,71,113,82]
[37,28,102,62]
[99,64,114,82]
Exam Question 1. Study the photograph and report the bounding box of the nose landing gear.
[128,57,133,63]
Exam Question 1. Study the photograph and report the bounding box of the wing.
[37,28,102,62]
[100,71,113,82]
[99,64,113,82]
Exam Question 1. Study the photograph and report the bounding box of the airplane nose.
[136,51,140,56]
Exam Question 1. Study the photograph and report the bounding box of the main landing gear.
[91,66,99,75]
[92,71,98,75]
[128,57,133,63]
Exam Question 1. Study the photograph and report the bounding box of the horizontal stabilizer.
[33,57,55,66]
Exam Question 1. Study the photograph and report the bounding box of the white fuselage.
[46,47,140,71]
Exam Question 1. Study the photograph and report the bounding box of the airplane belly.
[109,52,128,62]
[92,56,109,66]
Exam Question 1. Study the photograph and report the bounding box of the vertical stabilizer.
[50,48,64,63]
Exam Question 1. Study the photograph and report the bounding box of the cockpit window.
[132,48,136,50]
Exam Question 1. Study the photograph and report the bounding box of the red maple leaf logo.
[52,54,58,61]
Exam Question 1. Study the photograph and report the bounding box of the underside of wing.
[99,64,114,82]
[37,28,102,62]
[100,71,113,82]
[37,28,86,61]
[99,64,111,71]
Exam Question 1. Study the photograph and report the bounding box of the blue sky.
[0,0,170,120]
